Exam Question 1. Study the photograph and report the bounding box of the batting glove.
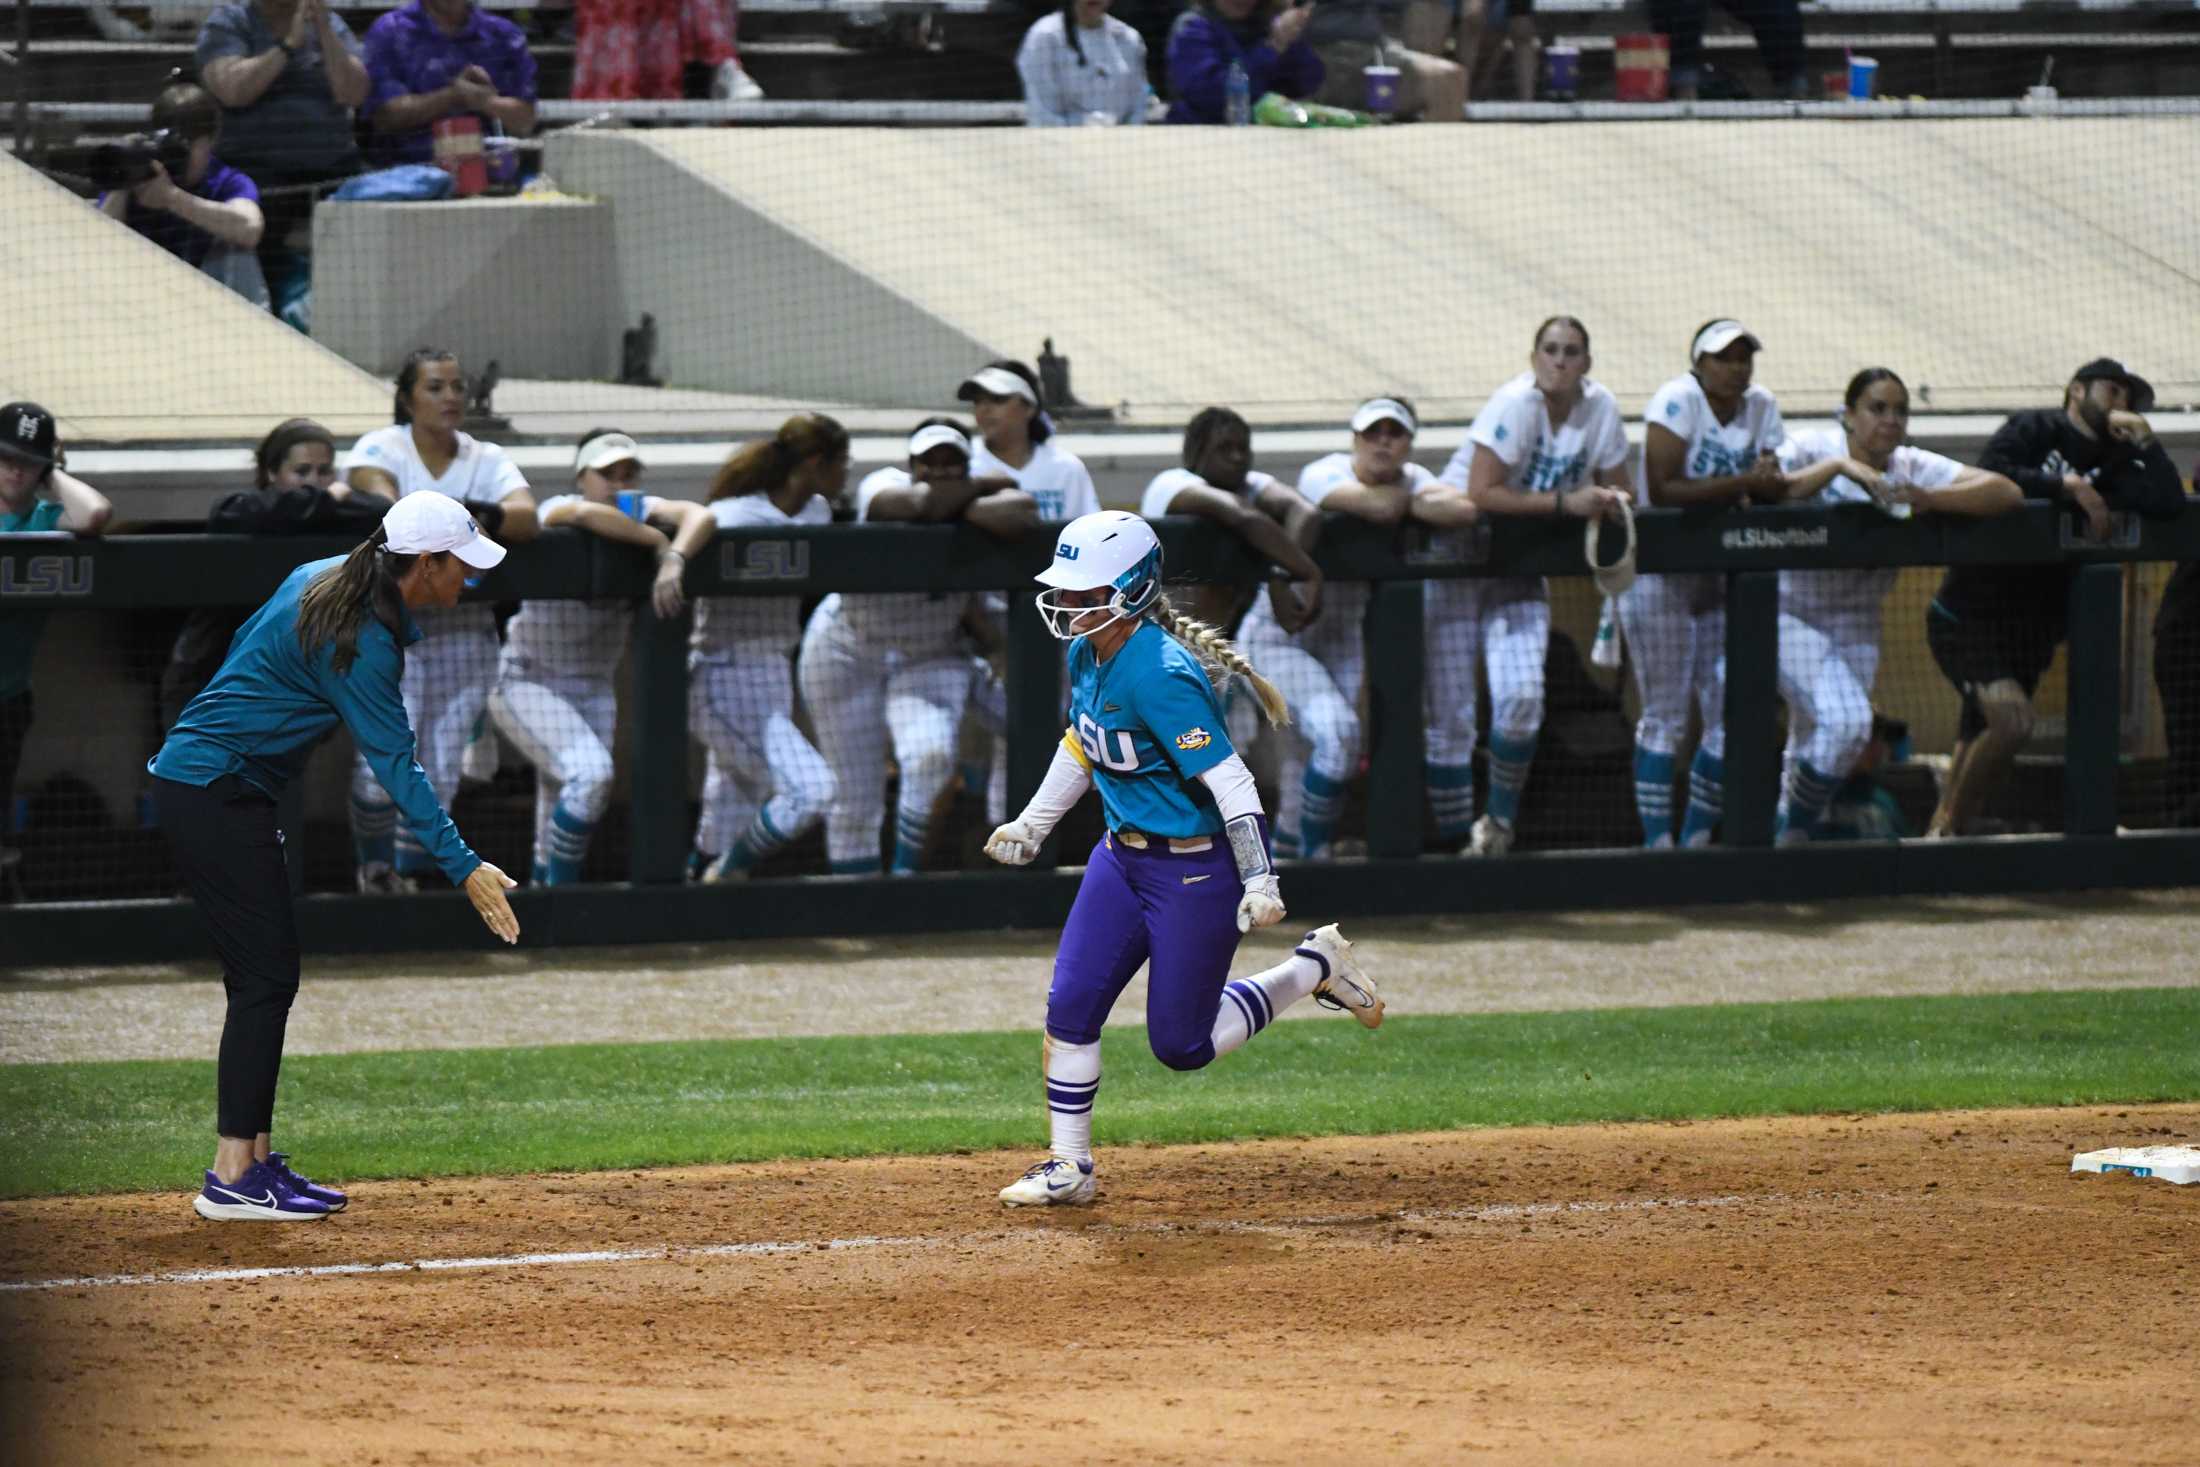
[984,819,1042,867]
[1236,874,1285,933]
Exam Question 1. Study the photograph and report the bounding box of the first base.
[2071,1146,2200,1185]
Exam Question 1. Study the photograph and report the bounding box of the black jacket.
[1933,408,2185,630]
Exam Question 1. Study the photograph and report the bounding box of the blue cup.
[1546,45,1580,100]
[1363,64,1401,115]
[1847,55,1879,100]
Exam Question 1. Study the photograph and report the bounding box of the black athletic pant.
[154,775,300,1138]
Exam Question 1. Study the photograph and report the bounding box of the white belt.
[1112,830,1214,855]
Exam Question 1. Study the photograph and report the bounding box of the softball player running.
[343,349,537,891]
[1772,369,2019,843]
[488,430,712,884]
[1617,319,1789,847]
[1238,397,1444,861]
[151,492,519,1221]
[1430,316,1629,856]
[798,419,1038,874]
[689,415,849,880]
[986,510,1384,1207]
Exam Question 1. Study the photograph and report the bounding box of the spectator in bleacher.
[342,348,538,893]
[1771,368,2019,845]
[1452,0,1538,103]
[799,419,1038,875]
[688,417,848,881]
[197,0,368,189]
[96,82,270,310]
[1617,318,1789,849]
[363,0,539,166]
[1236,396,1449,861]
[2157,467,2200,828]
[574,0,762,103]
[1429,317,1629,858]
[1307,0,1461,121]
[1018,0,1151,126]
[1164,0,1324,124]
[490,430,713,885]
[1924,359,2184,839]
[1646,0,1805,101]
[0,403,113,886]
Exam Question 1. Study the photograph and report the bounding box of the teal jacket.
[149,555,477,883]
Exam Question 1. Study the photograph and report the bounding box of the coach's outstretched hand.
[1237,874,1285,933]
[984,819,1042,866]
[465,861,522,944]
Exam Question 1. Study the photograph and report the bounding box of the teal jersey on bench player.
[1064,618,1234,840]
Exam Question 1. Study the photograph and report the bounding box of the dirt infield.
[3,1105,2194,1466]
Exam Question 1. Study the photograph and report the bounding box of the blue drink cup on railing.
[1847,55,1879,100]
[1363,64,1401,115]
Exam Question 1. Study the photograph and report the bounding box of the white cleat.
[1464,815,1514,858]
[1299,923,1383,1029]
[999,1156,1096,1208]
[712,60,766,101]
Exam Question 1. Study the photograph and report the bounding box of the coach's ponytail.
[1149,594,1290,728]
[710,413,850,500]
[296,527,419,675]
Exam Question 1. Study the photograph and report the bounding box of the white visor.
[1690,320,1761,362]
[1350,398,1417,436]
[575,431,643,474]
[381,489,507,570]
[907,423,971,460]
[956,367,1037,405]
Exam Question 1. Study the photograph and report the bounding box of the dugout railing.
[2,501,2196,966]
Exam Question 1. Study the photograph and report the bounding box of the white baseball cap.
[382,490,507,569]
[1691,320,1762,362]
[907,422,971,459]
[574,431,643,474]
[1350,397,1417,436]
[956,366,1037,405]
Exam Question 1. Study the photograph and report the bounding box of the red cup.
[432,115,488,198]
[1615,32,1670,102]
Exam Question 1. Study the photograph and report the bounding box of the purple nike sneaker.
[193,1160,331,1222]
[267,1152,348,1212]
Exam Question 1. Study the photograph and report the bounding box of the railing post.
[626,602,691,884]
[1004,590,1062,869]
[1722,570,1780,847]
[1364,578,1426,860]
[2064,562,2123,837]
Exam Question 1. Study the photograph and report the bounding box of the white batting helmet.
[1034,511,1163,641]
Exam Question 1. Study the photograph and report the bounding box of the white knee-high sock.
[1044,1034,1101,1163]
[1209,950,1325,1058]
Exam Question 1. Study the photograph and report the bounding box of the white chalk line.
[0,1189,1878,1296]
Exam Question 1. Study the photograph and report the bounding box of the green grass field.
[3,986,2195,1198]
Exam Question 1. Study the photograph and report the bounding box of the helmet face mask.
[1033,511,1164,642]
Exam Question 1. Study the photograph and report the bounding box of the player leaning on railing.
[984,511,1385,1208]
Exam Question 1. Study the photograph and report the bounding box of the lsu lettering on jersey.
[1441,372,1629,495]
[1776,428,1963,618]
[1637,375,1785,506]
[1064,620,1234,839]
[691,491,830,658]
[970,438,1101,522]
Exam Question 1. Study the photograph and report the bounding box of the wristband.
[1224,813,1272,883]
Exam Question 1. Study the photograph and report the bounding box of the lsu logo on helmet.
[1174,727,1212,752]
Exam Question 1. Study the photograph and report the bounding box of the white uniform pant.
[488,664,619,871]
[797,609,976,871]
[1237,606,1363,849]
[1424,576,1549,765]
[1777,604,1880,783]
[689,649,835,857]
[1617,572,1726,759]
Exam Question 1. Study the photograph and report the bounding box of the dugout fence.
[2,500,2196,967]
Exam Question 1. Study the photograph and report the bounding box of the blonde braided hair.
[1147,594,1290,728]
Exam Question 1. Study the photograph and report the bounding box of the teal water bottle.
[1224,60,1251,126]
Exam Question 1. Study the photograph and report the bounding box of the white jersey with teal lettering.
[1776,428,1962,619]
[970,438,1101,522]
[1243,452,1437,646]
[346,424,530,641]
[1441,372,1629,496]
[500,492,663,681]
[1636,375,1784,506]
[1138,467,1279,520]
[691,492,830,659]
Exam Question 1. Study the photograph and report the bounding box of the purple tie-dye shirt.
[363,1,538,164]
